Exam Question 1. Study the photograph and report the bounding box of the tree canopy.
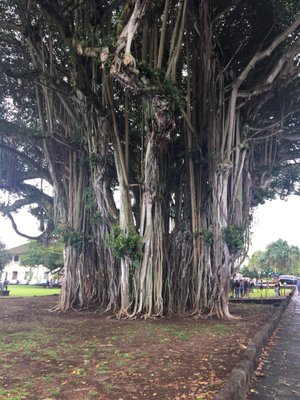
[20,241,64,272]
[0,0,299,318]
[247,239,300,277]
[0,241,10,272]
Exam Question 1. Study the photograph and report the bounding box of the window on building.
[44,272,49,279]
[12,271,18,280]
[13,255,19,262]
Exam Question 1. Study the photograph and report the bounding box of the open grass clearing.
[3,284,61,297]
[234,287,292,299]
[3,285,291,300]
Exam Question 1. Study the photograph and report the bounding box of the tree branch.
[0,143,51,182]
[115,0,149,56]
[278,134,300,141]
[36,0,72,38]
[0,185,53,215]
[5,213,49,241]
[238,42,300,99]
[236,15,300,86]
[212,0,241,24]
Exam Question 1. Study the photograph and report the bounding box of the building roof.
[7,243,30,256]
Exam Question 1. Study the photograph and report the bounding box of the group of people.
[231,276,300,298]
[259,279,283,296]
[230,278,255,299]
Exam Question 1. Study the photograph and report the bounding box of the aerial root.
[123,53,136,67]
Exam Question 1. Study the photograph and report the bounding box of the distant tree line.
[0,241,9,272]
[243,239,300,278]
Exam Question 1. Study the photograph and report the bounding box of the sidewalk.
[246,293,300,399]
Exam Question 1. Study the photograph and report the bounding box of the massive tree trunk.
[21,4,117,312]
[86,114,119,311]
[136,111,166,317]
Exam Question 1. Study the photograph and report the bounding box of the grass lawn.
[234,287,293,299]
[4,284,61,297]
[6,286,292,299]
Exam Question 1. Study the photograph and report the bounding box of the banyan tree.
[0,0,300,318]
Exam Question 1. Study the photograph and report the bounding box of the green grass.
[4,284,60,297]
[253,287,292,298]
[232,287,292,299]
[6,285,291,299]
[208,323,232,335]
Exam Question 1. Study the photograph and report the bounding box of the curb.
[214,290,294,400]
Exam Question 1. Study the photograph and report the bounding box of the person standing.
[249,280,254,293]
[240,279,244,298]
[234,279,240,298]
[3,278,8,291]
[278,280,281,297]
[259,280,264,298]
[244,279,249,298]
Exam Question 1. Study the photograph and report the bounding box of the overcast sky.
[0,208,40,248]
[250,195,300,254]
[1,195,300,253]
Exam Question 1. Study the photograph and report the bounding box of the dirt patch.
[0,296,277,400]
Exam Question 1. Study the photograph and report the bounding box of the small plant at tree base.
[222,224,246,254]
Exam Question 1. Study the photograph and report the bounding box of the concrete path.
[246,293,300,399]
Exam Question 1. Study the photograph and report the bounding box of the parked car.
[279,275,298,285]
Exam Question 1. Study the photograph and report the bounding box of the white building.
[1,244,53,284]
